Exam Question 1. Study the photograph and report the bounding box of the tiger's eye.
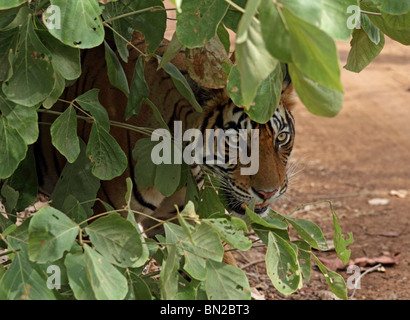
[277,132,288,142]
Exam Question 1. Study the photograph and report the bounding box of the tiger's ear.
[281,65,296,111]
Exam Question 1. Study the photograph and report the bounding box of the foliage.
[0,0,408,300]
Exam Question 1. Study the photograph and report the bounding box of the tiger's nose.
[252,188,278,200]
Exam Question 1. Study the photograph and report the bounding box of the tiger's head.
[196,78,295,217]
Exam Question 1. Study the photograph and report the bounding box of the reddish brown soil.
[234,38,410,300]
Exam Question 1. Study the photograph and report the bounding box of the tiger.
[36,31,296,240]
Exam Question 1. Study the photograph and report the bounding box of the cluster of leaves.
[0,0,408,300]
[0,177,353,300]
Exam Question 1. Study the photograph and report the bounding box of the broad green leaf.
[86,214,147,268]
[361,2,410,45]
[76,89,110,131]
[259,0,291,62]
[313,255,348,300]
[164,222,224,262]
[0,116,27,179]
[183,251,207,281]
[2,15,55,106]
[3,151,38,212]
[205,260,251,300]
[144,98,170,131]
[266,231,302,295]
[103,0,166,61]
[332,207,354,264]
[205,218,252,251]
[236,0,278,107]
[125,272,153,300]
[133,138,157,189]
[161,60,202,112]
[345,28,385,73]
[381,11,410,30]
[83,244,129,300]
[125,56,149,119]
[44,0,104,48]
[284,216,328,251]
[197,186,225,219]
[50,105,80,163]
[64,252,96,300]
[42,72,66,109]
[37,29,81,80]
[176,0,229,48]
[360,14,381,45]
[28,206,79,263]
[288,64,343,117]
[61,195,88,227]
[160,244,180,300]
[104,40,129,97]
[245,207,288,230]
[0,183,18,216]
[293,240,312,282]
[0,95,38,145]
[86,122,127,180]
[0,0,24,9]
[0,245,56,300]
[51,140,100,214]
[0,28,18,81]
[282,7,343,94]
[319,0,358,40]
[377,0,410,15]
[223,0,246,32]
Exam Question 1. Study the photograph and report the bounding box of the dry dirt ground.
[233,38,410,300]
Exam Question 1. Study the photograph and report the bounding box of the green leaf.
[161,60,202,112]
[344,28,385,73]
[0,95,38,145]
[157,32,184,70]
[205,260,251,300]
[293,240,311,282]
[133,138,157,189]
[86,122,127,180]
[83,244,129,300]
[0,245,56,300]
[104,40,129,97]
[0,116,27,179]
[288,64,344,117]
[50,105,80,163]
[160,244,180,300]
[0,183,18,215]
[360,14,381,45]
[125,272,153,300]
[51,139,100,214]
[37,29,81,80]
[64,252,96,300]
[377,0,410,15]
[86,214,148,268]
[381,10,410,30]
[259,0,291,62]
[319,0,358,41]
[104,0,166,60]
[235,0,278,107]
[0,0,25,9]
[245,207,288,230]
[197,186,225,219]
[332,207,354,264]
[125,56,149,119]
[76,89,110,130]
[176,0,229,48]
[284,216,329,251]
[313,255,348,300]
[205,218,252,251]
[44,0,104,48]
[42,72,66,109]
[282,6,343,94]
[2,14,55,106]
[3,151,38,212]
[266,231,302,295]
[28,206,79,263]
[0,28,18,81]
